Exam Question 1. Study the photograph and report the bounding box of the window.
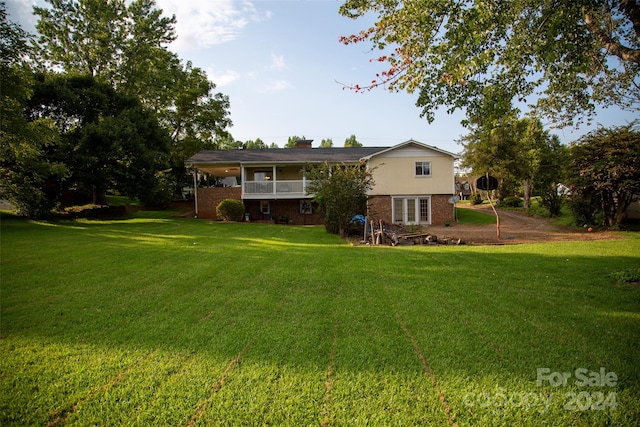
[254,171,271,181]
[393,196,431,224]
[260,201,270,214]
[415,161,431,177]
[300,200,313,214]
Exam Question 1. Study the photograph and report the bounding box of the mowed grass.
[1,212,639,426]
[455,206,496,225]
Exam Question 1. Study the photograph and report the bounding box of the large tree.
[34,0,175,96]
[34,0,231,189]
[0,4,66,218]
[536,135,568,217]
[566,123,640,227]
[460,116,561,208]
[25,73,171,206]
[339,0,640,128]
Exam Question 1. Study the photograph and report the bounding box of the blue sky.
[7,0,638,153]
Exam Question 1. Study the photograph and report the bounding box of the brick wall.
[243,199,323,225]
[431,194,455,224]
[197,188,454,225]
[196,189,324,225]
[368,196,392,222]
[275,200,323,225]
[196,187,242,219]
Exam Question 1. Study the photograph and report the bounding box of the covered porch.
[191,163,312,200]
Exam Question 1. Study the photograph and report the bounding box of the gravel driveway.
[426,205,618,245]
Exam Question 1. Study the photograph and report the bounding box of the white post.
[272,166,277,194]
[193,169,198,218]
[302,166,306,194]
[241,165,246,197]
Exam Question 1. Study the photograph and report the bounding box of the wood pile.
[363,219,463,246]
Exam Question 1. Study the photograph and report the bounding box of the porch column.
[272,166,277,194]
[241,165,246,198]
[192,169,198,218]
[302,166,306,194]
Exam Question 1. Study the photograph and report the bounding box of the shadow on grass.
[2,217,639,425]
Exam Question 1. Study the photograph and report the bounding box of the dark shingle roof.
[186,147,387,165]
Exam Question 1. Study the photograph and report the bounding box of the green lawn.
[455,206,496,225]
[1,213,639,426]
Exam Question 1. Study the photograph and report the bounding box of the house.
[185,139,459,226]
[455,180,473,200]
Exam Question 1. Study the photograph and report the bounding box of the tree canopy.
[1,4,66,218]
[339,0,640,128]
[320,138,334,148]
[460,116,562,208]
[305,161,375,236]
[25,73,172,207]
[566,123,640,227]
[34,0,232,187]
[344,134,363,147]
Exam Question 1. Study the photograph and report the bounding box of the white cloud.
[259,80,291,93]
[206,68,240,87]
[270,53,286,70]
[155,0,269,51]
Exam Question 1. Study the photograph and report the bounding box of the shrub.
[500,196,523,208]
[470,192,483,205]
[216,199,245,221]
[568,193,599,226]
[540,187,564,217]
[305,161,374,236]
[610,268,640,283]
[138,173,174,207]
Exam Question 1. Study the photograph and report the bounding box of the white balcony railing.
[243,180,307,198]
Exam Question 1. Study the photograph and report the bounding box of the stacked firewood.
[363,219,463,246]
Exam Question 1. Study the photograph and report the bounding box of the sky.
[6,0,639,154]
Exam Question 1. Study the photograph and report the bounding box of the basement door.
[392,196,431,225]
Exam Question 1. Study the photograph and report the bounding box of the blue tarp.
[349,214,366,224]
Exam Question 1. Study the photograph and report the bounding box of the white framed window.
[392,196,431,224]
[415,161,431,177]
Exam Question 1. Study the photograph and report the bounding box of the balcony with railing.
[243,179,308,199]
[242,165,311,199]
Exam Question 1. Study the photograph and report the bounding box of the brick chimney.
[295,139,313,149]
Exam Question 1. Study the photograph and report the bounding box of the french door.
[393,196,431,224]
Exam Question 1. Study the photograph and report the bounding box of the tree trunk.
[523,179,531,209]
[92,186,107,206]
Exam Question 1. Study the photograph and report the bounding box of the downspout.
[193,169,199,218]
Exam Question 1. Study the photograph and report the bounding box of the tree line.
[217,135,364,150]
[2,0,639,228]
[1,0,234,217]
[459,117,639,228]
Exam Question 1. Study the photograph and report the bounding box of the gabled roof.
[186,147,386,165]
[185,139,459,168]
[360,139,459,160]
